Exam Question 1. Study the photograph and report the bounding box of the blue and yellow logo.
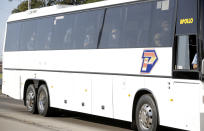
[141,50,158,73]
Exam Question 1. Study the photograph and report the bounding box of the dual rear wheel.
[25,84,50,116]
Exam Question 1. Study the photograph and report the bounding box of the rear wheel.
[135,94,158,131]
[37,84,50,116]
[26,84,37,114]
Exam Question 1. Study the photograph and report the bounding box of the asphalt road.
[0,90,184,131]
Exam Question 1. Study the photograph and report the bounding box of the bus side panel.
[113,76,144,121]
[169,81,200,131]
[72,74,92,114]
[2,70,21,99]
[35,72,78,112]
[92,75,113,118]
[157,80,200,131]
[5,49,172,78]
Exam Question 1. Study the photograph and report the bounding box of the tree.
[11,0,103,13]
[85,0,102,4]
[12,0,44,13]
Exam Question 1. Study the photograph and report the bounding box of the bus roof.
[7,0,143,22]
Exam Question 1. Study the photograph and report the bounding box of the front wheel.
[37,84,50,116]
[135,94,158,131]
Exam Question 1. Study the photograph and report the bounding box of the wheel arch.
[132,89,160,127]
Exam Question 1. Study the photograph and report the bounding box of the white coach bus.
[3,0,204,130]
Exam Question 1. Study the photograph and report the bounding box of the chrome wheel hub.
[39,91,46,112]
[26,90,35,110]
[139,104,153,129]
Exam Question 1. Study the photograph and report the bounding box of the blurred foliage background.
[10,0,103,13]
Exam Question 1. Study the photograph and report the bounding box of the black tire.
[37,84,50,116]
[135,94,158,131]
[25,84,37,114]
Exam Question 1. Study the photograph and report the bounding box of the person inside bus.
[27,31,36,50]
[109,28,120,48]
[83,26,94,48]
[192,53,198,70]
[154,33,162,46]
[45,31,52,50]
[64,28,72,48]
[84,34,91,48]
[153,20,169,47]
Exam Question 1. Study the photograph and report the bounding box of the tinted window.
[19,20,38,51]
[99,1,176,48]
[35,17,54,50]
[150,0,176,47]
[99,6,124,48]
[100,3,152,48]
[5,1,176,51]
[5,22,21,51]
[51,14,75,50]
[5,9,104,51]
[72,10,104,49]
[40,9,104,50]
[122,3,151,48]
